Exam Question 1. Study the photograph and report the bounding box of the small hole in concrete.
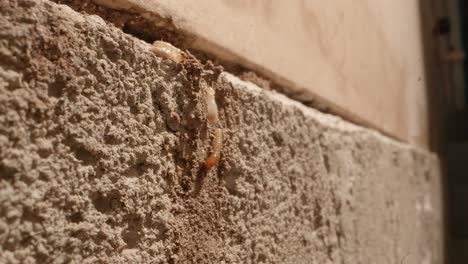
[48,78,66,98]
[73,147,95,165]
[0,164,16,181]
[68,212,84,223]
[121,228,141,248]
[92,191,122,213]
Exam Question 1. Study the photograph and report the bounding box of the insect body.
[204,128,223,169]
[149,40,184,63]
[205,87,218,125]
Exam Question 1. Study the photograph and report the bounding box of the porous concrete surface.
[0,0,444,263]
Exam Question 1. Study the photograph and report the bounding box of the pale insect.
[204,128,223,169]
[149,40,185,64]
[205,86,218,125]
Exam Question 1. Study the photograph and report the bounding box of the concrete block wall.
[0,0,444,263]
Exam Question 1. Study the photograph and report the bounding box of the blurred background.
[426,0,468,262]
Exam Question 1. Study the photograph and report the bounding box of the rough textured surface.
[0,1,444,263]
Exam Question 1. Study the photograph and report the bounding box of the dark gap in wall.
[121,23,157,44]
[51,0,186,45]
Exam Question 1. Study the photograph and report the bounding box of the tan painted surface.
[93,0,430,149]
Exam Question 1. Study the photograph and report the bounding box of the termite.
[205,86,218,124]
[204,128,223,169]
[148,40,184,64]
